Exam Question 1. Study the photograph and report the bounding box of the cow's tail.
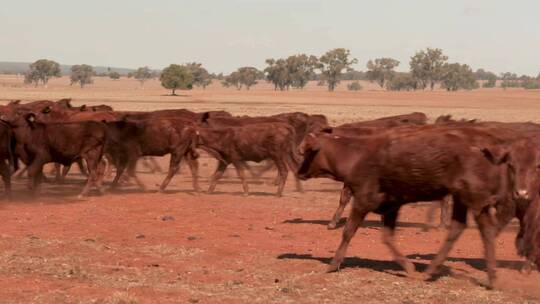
[6,126,15,174]
[285,134,302,176]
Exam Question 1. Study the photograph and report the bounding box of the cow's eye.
[536,165,540,171]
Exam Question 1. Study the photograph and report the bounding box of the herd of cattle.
[2,98,540,289]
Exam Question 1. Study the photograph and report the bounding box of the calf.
[0,113,106,197]
[297,126,528,288]
[105,118,200,192]
[196,122,299,196]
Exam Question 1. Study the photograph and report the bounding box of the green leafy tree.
[483,73,497,88]
[409,48,448,90]
[222,71,242,90]
[264,58,290,90]
[160,64,193,95]
[109,71,121,80]
[70,64,94,88]
[319,48,358,91]
[223,67,263,90]
[185,62,212,89]
[347,81,363,91]
[386,73,418,91]
[24,59,61,87]
[440,63,478,91]
[134,66,153,86]
[500,72,519,89]
[366,57,400,89]
[286,54,319,89]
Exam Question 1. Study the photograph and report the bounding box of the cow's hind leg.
[424,198,468,279]
[186,153,200,192]
[232,161,249,196]
[328,185,352,230]
[79,149,104,198]
[159,153,182,192]
[208,161,228,194]
[273,159,288,197]
[382,209,416,275]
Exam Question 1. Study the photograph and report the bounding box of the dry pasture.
[1,75,540,303]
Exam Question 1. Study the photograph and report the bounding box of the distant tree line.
[18,50,540,92]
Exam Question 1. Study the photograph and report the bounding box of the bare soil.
[1,76,540,303]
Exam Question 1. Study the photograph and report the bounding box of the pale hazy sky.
[1,0,539,75]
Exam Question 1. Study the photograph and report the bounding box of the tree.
[366,57,400,89]
[222,71,242,90]
[440,63,478,91]
[133,66,153,86]
[70,64,94,88]
[483,73,497,88]
[24,59,61,87]
[286,54,319,89]
[409,48,448,90]
[347,81,363,91]
[185,62,212,89]
[500,72,519,89]
[109,71,121,80]
[223,67,262,90]
[160,64,193,95]
[386,73,418,91]
[319,48,358,91]
[264,58,290,90]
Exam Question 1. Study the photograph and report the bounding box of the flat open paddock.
[1,77,540,303]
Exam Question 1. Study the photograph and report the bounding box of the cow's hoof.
[326,263,340,273]
[327,223,337,230]
[76,195,85,200]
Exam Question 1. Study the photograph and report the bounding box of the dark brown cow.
[105,118,200,192]
[202,112,328,145]
[0,113,106,197]
[195,122,300,197]
[0,122,13,197]
[297,126,530,288]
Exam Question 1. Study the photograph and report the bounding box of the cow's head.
[482,139,540,203]
[297,133,326,180]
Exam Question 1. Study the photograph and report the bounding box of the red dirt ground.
[1,157,539,304]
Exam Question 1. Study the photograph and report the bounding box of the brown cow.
[297,126,530,288]
[105,118,200,192]
[316,115,429,230]
[338,112,427,129]
[0,113,106,198]
[195,122,300,197]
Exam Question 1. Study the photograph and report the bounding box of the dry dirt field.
[1,76,540,303]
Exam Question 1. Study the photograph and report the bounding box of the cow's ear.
[58,98,72,108]
[42,106,52,114]
[80,104,87,111]
[9,100,21,106]
[480,146,510,165]
[200,112,210,124]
